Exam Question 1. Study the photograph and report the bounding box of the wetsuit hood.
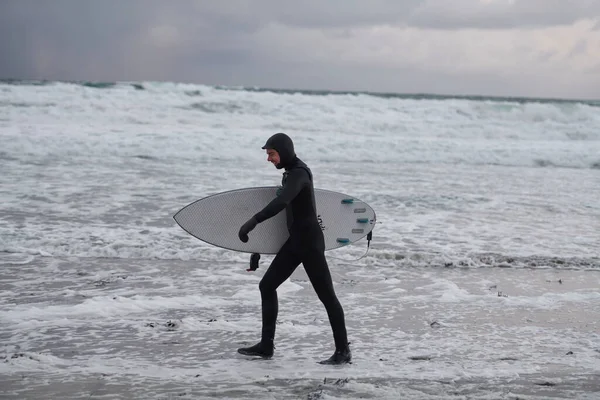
[261,132,296,169]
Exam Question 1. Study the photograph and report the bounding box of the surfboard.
[173,186,376,254]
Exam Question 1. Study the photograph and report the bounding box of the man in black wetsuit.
[237,132,351,365]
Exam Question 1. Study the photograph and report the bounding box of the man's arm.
[254,168,309,223]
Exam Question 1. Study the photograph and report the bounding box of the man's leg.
[238,240,301,358]
[259,241,301,343]
[302,250,351,364]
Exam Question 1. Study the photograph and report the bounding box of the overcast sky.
[1,0,599,99]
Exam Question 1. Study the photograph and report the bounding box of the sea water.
[1,80,599,399]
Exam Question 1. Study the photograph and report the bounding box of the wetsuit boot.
[319,343,352,365]
[237,339,274,359]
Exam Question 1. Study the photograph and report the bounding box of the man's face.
[266,149,280,167]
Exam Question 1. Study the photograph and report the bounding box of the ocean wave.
[2,244,598,271]
[0,100,56,108]
[0,79,53,86]
[80,81,117,89]
[0,151,19,161]
[530,159,600,170]
[1,78,597,267]
[216,85,600,107]
[184,90,203,97]
[1,79,598,107]
[185,101,245,113]
[365,250,600,270]
[131,155,160,161]
[0,252,36,265]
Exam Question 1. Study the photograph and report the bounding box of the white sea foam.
[1,81,599,266]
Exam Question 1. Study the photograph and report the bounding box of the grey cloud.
[0,1,231,80]
[136,0,600,32]
[250,0,422,28]
[536,50,558,63]
[1,0,599,99]
[409,0,600,30]
[176,0,600,31]
[567,40,589,58]
[186,56,597,100]
[0,0,153,79]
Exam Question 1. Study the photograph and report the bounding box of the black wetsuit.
[251,134,348,351]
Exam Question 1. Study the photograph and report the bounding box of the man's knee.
[259,277,275,294]
[313,283,338,304]
[323,292,340,306]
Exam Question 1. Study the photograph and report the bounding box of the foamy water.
[1,80,599,399]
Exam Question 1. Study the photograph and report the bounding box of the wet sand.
[1,257,599,399]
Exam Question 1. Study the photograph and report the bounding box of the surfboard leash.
[327,230,373,263]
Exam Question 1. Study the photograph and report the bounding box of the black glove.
[247,253,260,271]
[238,216,258,243]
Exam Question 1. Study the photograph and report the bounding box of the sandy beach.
[1,256,598,399]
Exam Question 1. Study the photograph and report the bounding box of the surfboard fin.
[247,253,260,272]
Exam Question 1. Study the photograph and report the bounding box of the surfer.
[237,132,351,365]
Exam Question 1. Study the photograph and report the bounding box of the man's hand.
[247,253,260,271]
[238,216,258,243]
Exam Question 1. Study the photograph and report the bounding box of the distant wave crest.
[1,79,598,106]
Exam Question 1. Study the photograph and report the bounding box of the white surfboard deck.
[173,186,376,254]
